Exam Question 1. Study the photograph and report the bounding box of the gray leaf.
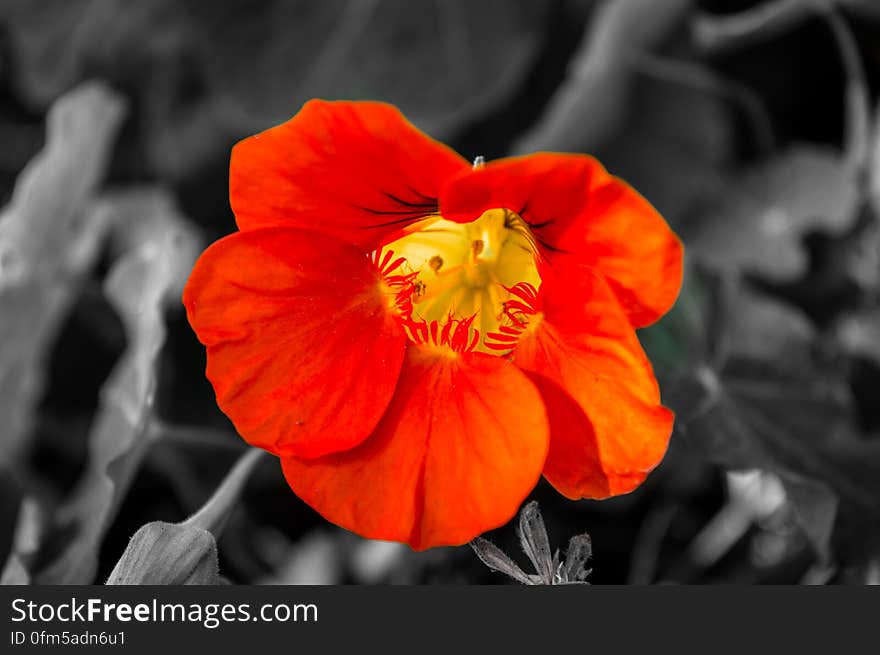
[106,522,219,585]
[517,501,553,583]
[470,537,534,585]
[37,217,190,584]
[0,81,126,467]
[561,534,593,583]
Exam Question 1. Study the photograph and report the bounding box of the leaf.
[665,272,880,562]
[721,281,815,362]
[36,217,188,584]
[597,74,732,226]
[105,521,219,585]
[0,82,126,467]
[102,187,202,306]
[0,0,549,178]
[517,501,553,583]
[201,0,548,138]
[691,146,860,279]
[106,448,262,585]
[470,537,535,585]
[783,476,838,565]
[0,0,187,109]
[639,263,715,376]
[561,534,592,584]
[471,501,593,584]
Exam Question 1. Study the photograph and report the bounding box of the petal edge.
[282,346,550,549]
[183,227,407,458]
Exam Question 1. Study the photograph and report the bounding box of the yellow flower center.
[380,208,542,353]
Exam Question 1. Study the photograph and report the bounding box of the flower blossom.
[183,100,683,549]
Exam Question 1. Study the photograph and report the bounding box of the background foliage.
[1,0,879,584]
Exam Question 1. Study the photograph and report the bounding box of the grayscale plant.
[470,501,592,585]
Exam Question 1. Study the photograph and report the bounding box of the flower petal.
[440,153,683,326]
[183,227,406,458]
[511,266,674,499]
[281,346,550,550]
[230,100,469,251]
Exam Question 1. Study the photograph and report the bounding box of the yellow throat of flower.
[380,208,542,354]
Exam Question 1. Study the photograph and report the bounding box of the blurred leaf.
[720,276,815,365]
[837,310,880,366]
[599,73,732,226]
[201,0,548,137]
[349,539,407,585]
[0,0,189,108]
[0,498,43,585]
[0,558,31,586]
[0,0,549,179]
[690,146,860,280]
[639,262,713,375]
[260,532,342,586]
[665,272,880,562]
[783,476,838,565]
[0,82,126,467]
[102,187,202,306]
[105,521,219,585]
[36,221,187,584]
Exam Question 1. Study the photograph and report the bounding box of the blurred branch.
[692,0,810,54]
[691,0,872,55]
[627,504,677,584]
[150,419,244,452]
[693,1,869,176]
[816,7,870,182]
[510,0,691,154]
[870,102,880,214]
[182,447,267,537]
[686,472,787,572]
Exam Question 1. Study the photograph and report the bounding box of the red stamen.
[373,248,418,318]
[484,281,542,353]
[406,314,481,354]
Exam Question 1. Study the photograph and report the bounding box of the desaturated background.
[1,0,880,585]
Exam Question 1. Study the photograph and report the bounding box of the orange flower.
[183,100,683,549]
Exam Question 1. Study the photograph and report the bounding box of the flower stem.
[181,447,267,537]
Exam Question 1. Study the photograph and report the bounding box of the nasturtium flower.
[183,100,683,550]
